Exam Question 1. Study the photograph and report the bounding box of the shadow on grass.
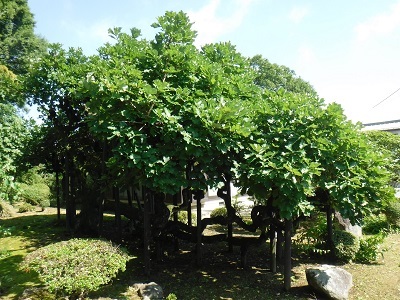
[1,213,321,300]
[0,213,68,299]
[108,240,319,300]
[1,213,67,249]
[0,253,42,299]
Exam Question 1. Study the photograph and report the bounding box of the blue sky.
[28,0,400,124]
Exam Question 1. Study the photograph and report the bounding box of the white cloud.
[298,45,315,65]
[188,0,256,47]
[288,6,309,23]
[355,1,400,42]
[60,18,115,53]
[85,20,115,44]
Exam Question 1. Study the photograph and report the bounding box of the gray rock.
[134,282,163,300]
[18,287,52,300]
[335,212,362,238]
[306,264,353,300]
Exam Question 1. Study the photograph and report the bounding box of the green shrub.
[0,200,13,217]
[20,238,131,298]
[168,207,196,224]
[177,210,196,224]
[332,230,360,262]
[362,213,388,234]
[166,293,178,300]
[19,165,50,185]
[355,232,387,263]
[0,225,14,237]
[0,274,12,295]
[0,172,20,204]
[384,200,400,228]
[293,213,329,255]
[18,202,35,213]
[210,207,227,219]
[19,183,51,208]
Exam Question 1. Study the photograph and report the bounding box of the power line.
[372,86,400,108]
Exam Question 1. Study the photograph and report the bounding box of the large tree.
[0,0,47,75]
[84,12,257,194]
[22,10,395,289]
[364,130,400,186]
[0,103,31,202]
[0,0,47,202]
[250,54,317,96]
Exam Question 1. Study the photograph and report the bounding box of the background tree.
[0,103,31,202]
[250,54,317,96]
[0,0,48,205]
[0,0,47,75]
[20,10,395,290]
[24,44,103,232]
[85,12,257,194]
[364,130,400,186]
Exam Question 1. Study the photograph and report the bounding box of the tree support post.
[173,192,180,252]
[326,205,334,252]
[114,187,122,243]
[277,229,284,267]
[270,227,277,273]
[284,219,293,291]
[194,190,204,266]
[55,170,60,221]
[226,179,233,253]
[143,187,151,275]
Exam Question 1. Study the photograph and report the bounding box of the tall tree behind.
[0,0,46,201]
[250,54,317,96]
[0,0,47,75]
[364,130,400,186]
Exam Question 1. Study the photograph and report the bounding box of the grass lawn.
[1,208,400,299]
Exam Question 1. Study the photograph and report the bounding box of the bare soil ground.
[1,207,400,299]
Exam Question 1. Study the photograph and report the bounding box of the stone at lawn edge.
[306,264,353,300]
[19,287,53,300]
[335,212,362,238]
[133,282,163,300]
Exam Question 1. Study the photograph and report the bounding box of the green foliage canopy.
[0,103,31,202]
[21,238,130,296]
[249,54,317,96]
[236,91,393,223]
[364,130,400,185]
[0,0,47,75]
[22,11,393,225]
[84,11,258,193]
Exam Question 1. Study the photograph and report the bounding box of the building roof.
[362,119,400,132]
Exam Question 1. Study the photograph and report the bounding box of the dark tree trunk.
[267,196,276,273]
[284,219,293,291]
[270,227,277,273]
[187,192,192,227]
[56,170,60,221]
[143,187,151,275]
[114,187,122,242]
[173,192,179,252]
[277,229,284,266]
[326,205,334,251]
[98,141,107,236]
[185,162,193,227]
[127,188,133,207]
[195,190,203,266]
[64,156,75,234]
[226,179,233,253]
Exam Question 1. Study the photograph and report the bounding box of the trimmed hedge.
[20,238,130,297]
[210,207,227,219]
[332,230,360,262]
[19,183,50,208]
[384,200,400,228]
